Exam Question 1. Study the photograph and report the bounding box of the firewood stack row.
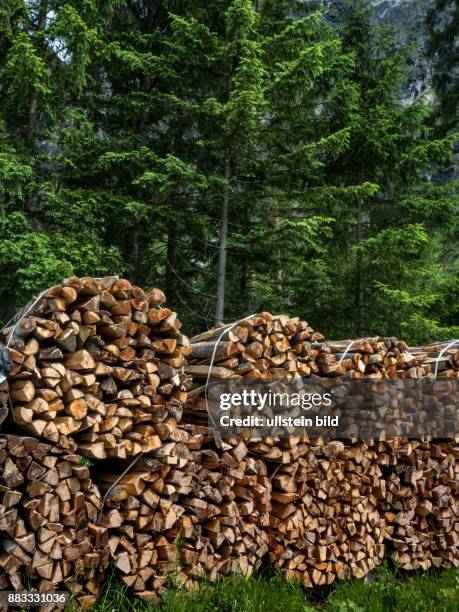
[0,435,109,608]
[316,339,459,379]
[1,276,190,460]
[266,441,386,587]
[95,424,271,601]
[182,313,458,587]
[95,429,196,602]
[179,425,271,585]
[405,342,459,378]
[376,439,459,571]
[186,315,458,394]
[0,296,457,604]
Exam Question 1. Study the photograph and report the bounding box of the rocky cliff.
[321,0,435,99]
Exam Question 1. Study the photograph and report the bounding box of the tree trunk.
[27,0,48,142]
[129,231,140,282]
[273,212,283,294]
[165,218,178,304]
[240,206,249,312]
[215,155,231,323]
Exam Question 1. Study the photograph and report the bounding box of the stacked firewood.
[96,431,195,602]
[179,426,270,585]
[1,276,190,460]
[317,339,459,379]
[1,297,457,603]
[182,313,458,587]
[262,441,385,587]
[0,435,109,608]
[376,439,459,570]
[185,313,324,387]
[95,424,271,601]
[186,315,458,389]
[405,342,459,378]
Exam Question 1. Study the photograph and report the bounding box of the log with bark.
[1,277,190,460]
[0,435,109,608]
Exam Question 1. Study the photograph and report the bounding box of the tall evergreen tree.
[318,0,458,342]
[0,1,121,320]
[244,1,351,316]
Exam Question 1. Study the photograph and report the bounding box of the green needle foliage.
[0,1,457,343]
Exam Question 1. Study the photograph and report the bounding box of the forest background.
[0,0,457,342]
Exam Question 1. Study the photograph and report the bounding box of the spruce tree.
[244,1,350,317]
[319,0,458,342]
[0,1,121,320]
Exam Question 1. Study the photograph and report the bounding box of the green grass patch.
[326,564,458,612]
[90,564,458,612]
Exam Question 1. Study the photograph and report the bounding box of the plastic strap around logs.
[434,338,459,379]
[337,338,366,364]
[205,314,258,430]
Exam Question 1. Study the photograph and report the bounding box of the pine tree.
[243,1,349,317]
[319,0,458,342]
[0,1,121,320]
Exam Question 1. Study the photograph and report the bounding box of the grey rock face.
[319,0,436,99]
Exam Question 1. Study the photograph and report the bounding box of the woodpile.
[0,298,457,603]
[182,314,458,587]
[1,276,190,460]
[376,439,458,570]
[405,342,459,378]
[185,315,456,431]
[317,339,459,379]
[95,424,270,601]
[179,425,270,585]
[95,425,196,602]
[186,313,324,390]
[0,435,108,608]
[186,314,458,390]
[266,440,386,586]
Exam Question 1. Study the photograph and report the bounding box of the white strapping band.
[434,339,459,379]
[205,314,258,429]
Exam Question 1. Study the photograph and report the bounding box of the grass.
[89,564,459,612]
